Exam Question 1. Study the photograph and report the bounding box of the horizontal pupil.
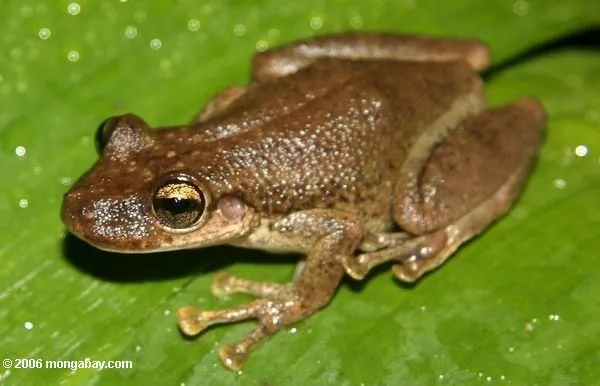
[159,197,201,214]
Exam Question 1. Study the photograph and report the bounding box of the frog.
[61,33,546,371]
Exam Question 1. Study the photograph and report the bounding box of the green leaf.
[1,1,599,385]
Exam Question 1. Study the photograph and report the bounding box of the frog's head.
[61,114,259,253]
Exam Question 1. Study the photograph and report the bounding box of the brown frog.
[61,33,546,370]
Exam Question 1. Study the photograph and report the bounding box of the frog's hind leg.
[352,176,516,282]
[344,97,546,282]
[252,33,490,82]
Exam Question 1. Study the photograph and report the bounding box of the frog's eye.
[153,179,206,229]
[95,117,119,154]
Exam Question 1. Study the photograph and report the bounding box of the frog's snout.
[61,189,91,240]
[61,187,158,251]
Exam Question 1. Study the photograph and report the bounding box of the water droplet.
[24,321,34,330]
[267,28,280,40]
[164,309,171,316]
[553,178,566,189]
[134,10,147,23]
[255,40,268,52]
[84,32,96,44]
[38,27,51,40]
[19,199,29,208]
[16,82,28,93]
[67,50,80,62]
[575,145,588,157]
[159,59,172,72]
[149,38,162,50]
[21,5,34,17]
[10,47,23,60]
[187,19,200,32]
[513,0,529,15]
[310,16,324,30]
[61,177,72,185]
[67,2,81,15]
[15,145,26,157]
[233,24,246,37]
[289,327,297,334]
[124,25,138,39]
[135,345,142,352]
[402,0,416,9]
[33,166,43,175]
[350,15,363,28]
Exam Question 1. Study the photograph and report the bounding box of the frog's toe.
[219,342,248,371]
[211,272,236,298]
[177,307,213,336]
[392,263,422,282]
[341,255,368,280]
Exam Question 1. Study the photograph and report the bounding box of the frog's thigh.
[252,33,490,82]
[178,209,361,370]
[190,85,247,123]
[357,98,546,281]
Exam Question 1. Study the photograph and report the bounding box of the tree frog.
[61,33,546,370]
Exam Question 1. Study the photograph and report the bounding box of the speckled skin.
[61,33,546,370]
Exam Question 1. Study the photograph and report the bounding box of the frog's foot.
[178,289,331,371]
[211,272,290,299]
[389,231,450,282]
[343,232,444,280]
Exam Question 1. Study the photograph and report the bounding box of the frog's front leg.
[178,209,362,370]
[191,85,247,123]
[252,33,490,82]
[210,271,291,299]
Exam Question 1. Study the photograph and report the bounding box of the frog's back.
[193,58,482,219]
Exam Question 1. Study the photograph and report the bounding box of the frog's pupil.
[166,197,194,214]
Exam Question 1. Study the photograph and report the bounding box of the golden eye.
[153,179,206,229]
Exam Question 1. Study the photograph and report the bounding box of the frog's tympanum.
[62,33,546,370]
